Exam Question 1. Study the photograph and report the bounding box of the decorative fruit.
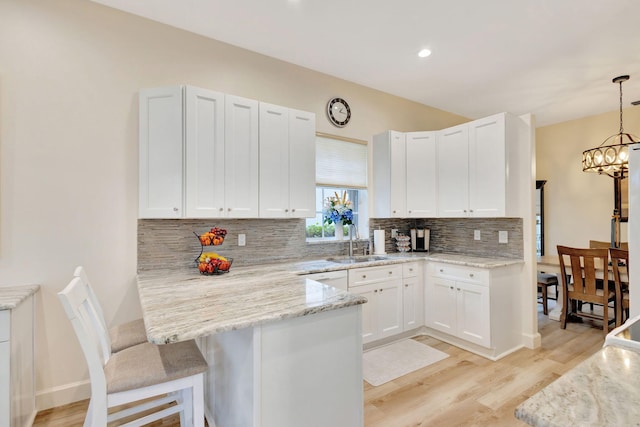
[198,262,207,273]
[198,227,227,246]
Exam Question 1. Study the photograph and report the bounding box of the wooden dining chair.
[74,266,148,353]
[610,248,630,327]
[589,240,629,250]
[557,245,615,335]
[58,276,207,426]
[537,273,558,315]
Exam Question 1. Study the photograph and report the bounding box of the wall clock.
[327,97,351,127]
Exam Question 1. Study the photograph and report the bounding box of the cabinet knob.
[470,209,474,213]
[228,208,232,211]
[374,289,378,293]
[380,289,383,292]
[440,269,444,273]
[469,273,474,278]
[285,209,289,212]
[457,288,461,291]
[393,210,397,214]
[405,284,409,287]
[408,210,412,213]
[464,210,467,213]
[362,275,366,279]
[388,271,393,275]
[173,207,179,212]
[292,209,296,212]
[409,268,413,272]
[450,286,454,290]
[219,208,224,212]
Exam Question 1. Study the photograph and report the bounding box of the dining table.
[537,255,628,322]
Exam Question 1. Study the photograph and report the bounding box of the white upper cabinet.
[139,86,184,218]
[140,87,266,219]
[468,113,506,217]
[224,95,260,218]
[287,108,316,218]
[373,131,405,217]
[259,104,316,218]
[373,130,437,218]
[437,124,469,217]
[184,86,226,218]
[438,112,517,218]
[406,131,438,217]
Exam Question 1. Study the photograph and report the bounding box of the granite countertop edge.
[0,285,41,310]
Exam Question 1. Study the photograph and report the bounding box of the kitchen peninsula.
[137,264,367,427]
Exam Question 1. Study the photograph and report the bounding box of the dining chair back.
[59,276,207,426]
[589,240,629,250]
[74,266,147,353]
[610,248,630,327]
[557,245,615,335]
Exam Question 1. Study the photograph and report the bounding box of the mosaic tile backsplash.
[138,217,523,272]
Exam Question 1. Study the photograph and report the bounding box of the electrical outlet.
[474,230,481,241]
[391,229,398,238]
[499,231,508,244]
[238,234,246,246]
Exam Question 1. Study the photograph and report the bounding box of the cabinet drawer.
[0,310,9,342]
[430,263,489,285]
[403,262,420,278]
[349,265,402,288]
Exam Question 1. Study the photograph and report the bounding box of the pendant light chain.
[619,78,624,134]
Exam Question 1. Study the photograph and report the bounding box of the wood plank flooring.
[33,304,606,426]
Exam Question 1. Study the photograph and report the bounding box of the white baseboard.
[36,379,90,411]
[521,331,542,349]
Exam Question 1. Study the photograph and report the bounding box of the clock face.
[327,97,351,127]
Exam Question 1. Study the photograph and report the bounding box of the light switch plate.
[391,229,398,238]
[474,230,481,241]
[499,231,508,244]
[238,234,246,246]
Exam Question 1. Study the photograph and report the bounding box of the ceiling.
[91,0,640,127]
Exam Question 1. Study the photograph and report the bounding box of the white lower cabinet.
[349,265,403,344]
[349,262,425,344]
[402,262,424,331]
[1,293,36,427]
[425,261,521,359]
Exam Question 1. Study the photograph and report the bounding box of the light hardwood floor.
[34,303,605,427]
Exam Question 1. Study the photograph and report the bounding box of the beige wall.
[0,0,467,408]
[537,108,639,254]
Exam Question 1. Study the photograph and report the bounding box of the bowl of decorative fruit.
[195,227,227,246]
[197,252,233,275]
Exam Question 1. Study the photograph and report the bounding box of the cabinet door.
[225,95,259,218]
[389,131,406,217]
[437,124,469,217]
[139,86,183,218]
[469,113,506,217]
[352,284,379,344]
[288,109,316,218]
[184,87,226,218]
[403,276,423,331]
[259,102,290,218]
[377,280,403,339]
[406,131,437,217]
[425,276,456,334]
[456,282,490,348]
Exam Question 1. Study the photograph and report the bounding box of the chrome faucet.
[349,224,359,257]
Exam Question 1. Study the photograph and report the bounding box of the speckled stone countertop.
[137,253,522,344]
[515,345,640,426]
[0,285,40,310]
[137,266,366,344]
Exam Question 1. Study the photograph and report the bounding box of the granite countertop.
[0,285,40,310]
[515,345,640,426]
[137,252,522,344]
[137,267,366,344]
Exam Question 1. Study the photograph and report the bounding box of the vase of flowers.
[323,191,353,240]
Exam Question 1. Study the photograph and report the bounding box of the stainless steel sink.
[326,256,389,264]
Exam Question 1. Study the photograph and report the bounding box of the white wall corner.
[521,331,542,349]
[36,379,90,412]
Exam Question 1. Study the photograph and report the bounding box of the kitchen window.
[306,133,368,241]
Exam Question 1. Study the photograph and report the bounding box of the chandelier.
[582,75,640,178]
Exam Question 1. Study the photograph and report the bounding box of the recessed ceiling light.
[418,49,432,58]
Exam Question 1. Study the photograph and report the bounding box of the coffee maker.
[410,228,430,252]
